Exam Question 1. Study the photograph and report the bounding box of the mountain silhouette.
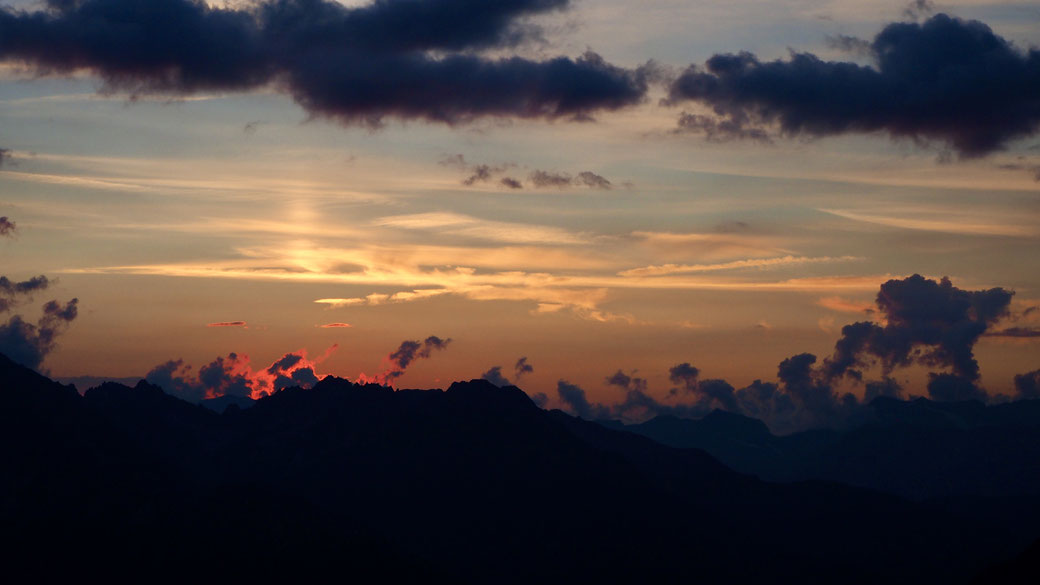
[1,352,1035,583]
[609,397,1040,501]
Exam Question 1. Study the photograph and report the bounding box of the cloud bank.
[555,274,1027,433]
[0,0,649,125]
[668,13,1040,157]
[146,346,335,402]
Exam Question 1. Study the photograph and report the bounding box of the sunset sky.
[1,0,1038,416]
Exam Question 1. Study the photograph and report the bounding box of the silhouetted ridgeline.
[602,397,1040,501]
[1,352,1037,584]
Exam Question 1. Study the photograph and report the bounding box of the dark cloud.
[995,162,1040,181]
[556,379,610,420]
[733,379,796,429]
[0,0,648,125]
[668,14,1040,157]
[388,335,451,372]
[0,216,15,237]
[1014,369,1040,399]
[776,352,855,428]
[926,372,987,402]
[514,356,533,379]
[529,170,573,188]
[668,362,700,394]
[548,275,1020,432]
[145,359,200,401]
[463,164,496,185]
[604,368,717,421]
[825,34,873,57]
[197,353,254,398]
[268,352,319,390]
[674,111,771,142]
[529,391,548,408]
[448,156,614,190]
[984,327,1040,338]
[823,275,1012,393]
[863,377,904,402]
[267,352,304,375]
[0,275,50,313]
[0,218,76,371]
[0,298,78,371]
[575,171,612,189]
[362,335,454,384]
[696,378,740,413]
[146,349,328,402]
[903,0,936,20]
[0,148,10,168]
[206,321,247,328]
[481,365,510,388]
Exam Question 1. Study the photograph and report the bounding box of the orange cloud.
[206,321,247,328]
[817,296,875,314]
[319,323,353,328]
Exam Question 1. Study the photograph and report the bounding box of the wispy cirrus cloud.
[618,255,859,277]
[819,208,1039,237]
[372,212,586,245]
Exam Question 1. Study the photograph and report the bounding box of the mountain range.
[2,352,1036,583]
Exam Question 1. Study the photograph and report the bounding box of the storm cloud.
[0,0,649,125]
[668,13,1040,157]
[822,274,1013,400]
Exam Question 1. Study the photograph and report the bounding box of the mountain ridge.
[1,352,1035,583]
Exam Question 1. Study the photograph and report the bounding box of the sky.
[0,0,1038,430]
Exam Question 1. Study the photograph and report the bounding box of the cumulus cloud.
[358,335,451,386]
[514,356,533,379]
[556,379,611,420]
[822,275,1013,401]
[0,0,649,126]
[481,365,511,388]
[0,275,50,313]
[481,356,533,388]
[667,13,1040,157]
[444,155,615,190]
[0,218,77,371]
[547,275,1021,433]
[529,170,576,188]
[0,298,78,371]
[145,346,334,402]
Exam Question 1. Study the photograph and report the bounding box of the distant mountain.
[200,393,256,412]
[1,352,1035,584]
[54,374,142,391]
[612,397,1040,501]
